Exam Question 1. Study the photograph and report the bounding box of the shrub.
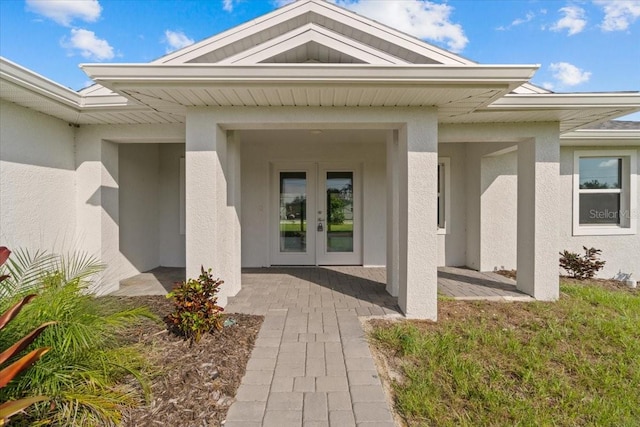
[167,267,224,343]
[0,248,53,424]
[559,246,606,280]
[0,248,155,426]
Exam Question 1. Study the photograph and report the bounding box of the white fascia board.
[81,64,538,89]
[491,92,640,109]
[561,129,640,141]
[1,56,81,109]
[155,0,473,66]
[0,57,157,119]
[305,0,473,65]
[156,0,318,64]
[218,23,408,65]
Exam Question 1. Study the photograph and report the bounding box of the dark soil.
[111,296,263,427]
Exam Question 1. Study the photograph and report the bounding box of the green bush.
[0,249,156,426]
[559,246,606,280]
[167,267,224,344]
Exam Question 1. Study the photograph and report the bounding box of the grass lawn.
[280,221,353,233]
[369,280,639,426]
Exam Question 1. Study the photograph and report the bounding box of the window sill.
[437,228,447,235]
[573,225,636,236]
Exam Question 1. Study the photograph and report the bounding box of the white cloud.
[594,0,640,31]
[551,6,587,35]
[549,62,591,87]
[62,28,114,60]
[599,159,619,167]
[332,0,468,52]
[496,11,535,31]
[26,0,101,26]
[223,0,235,12]
[541,81,555,91]
[163,30,195,53]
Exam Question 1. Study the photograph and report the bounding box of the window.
[437,158,451,234]
[573,150,637,235]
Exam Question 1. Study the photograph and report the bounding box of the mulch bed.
[111,296,263,427]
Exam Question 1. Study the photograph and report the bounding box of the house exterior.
[1,0,638,319]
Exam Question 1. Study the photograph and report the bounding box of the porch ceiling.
[80,63,537,120]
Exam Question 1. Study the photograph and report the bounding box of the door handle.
[317,222,324,232]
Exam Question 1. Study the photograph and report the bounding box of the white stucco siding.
[240,129,387,267]
[464,140,519,271]
[159,144,186,267]
[480,150,518,271]
[119,144,160,276]
[559,145,640,278]
[437,143,467,267]
[75,123,185,293]
[0,100,76,251]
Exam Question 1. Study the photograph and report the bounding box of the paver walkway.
[223,267,399,427]
[437,266,531,301]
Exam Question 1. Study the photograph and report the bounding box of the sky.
[1,0,639,120]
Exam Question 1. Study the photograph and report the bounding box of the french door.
[271,163,361,265]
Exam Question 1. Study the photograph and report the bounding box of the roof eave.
[81,63,539,91]
[1,56,81,109]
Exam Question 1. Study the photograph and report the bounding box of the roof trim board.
[217,23,408,65]
[81,63,538,88]
[156,0,469,65]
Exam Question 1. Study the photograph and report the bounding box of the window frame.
[437,157,451,235]
[573,149,637,236]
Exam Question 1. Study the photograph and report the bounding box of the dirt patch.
[110,296,263,427]
[495,270,638,295]
[559,276,639,294]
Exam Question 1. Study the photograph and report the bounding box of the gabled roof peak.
[155,0,470,66]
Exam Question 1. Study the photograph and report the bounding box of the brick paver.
[224,267,398,426]
[113,265,530,425]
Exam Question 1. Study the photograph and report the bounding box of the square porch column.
[397,113,439,319]
[516,126,560,300]
[386,130,399,297]
[185,109,241,306]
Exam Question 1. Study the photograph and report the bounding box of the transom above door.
[271,163,361,266]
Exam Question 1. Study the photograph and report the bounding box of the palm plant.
[0,248,157,426]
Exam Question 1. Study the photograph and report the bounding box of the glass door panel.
[325,172,354,253]
[279,172,307,252]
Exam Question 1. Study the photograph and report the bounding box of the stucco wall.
[240,129,387,267]
[437,143,467,267]
[158,144,186,267]
[480,150,518,271]
[559,145,640,278]
[118,143,186,277]
[118,144,160,276]
[465,141,519,271]
[0,100,76,251]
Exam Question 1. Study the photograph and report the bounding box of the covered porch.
[112,266,531,308]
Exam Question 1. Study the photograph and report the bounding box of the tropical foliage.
[0,247,53,425]
[0,247,156,426]
[167,267,224,344]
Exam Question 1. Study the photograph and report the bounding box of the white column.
[398,113,439,319]
[185,109,241,306]
[386,130,399,297]
[516,126,560,300]
[75,128,120,294]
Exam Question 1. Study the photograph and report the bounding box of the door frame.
[316,162,362,265]
[269,161,362,266]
